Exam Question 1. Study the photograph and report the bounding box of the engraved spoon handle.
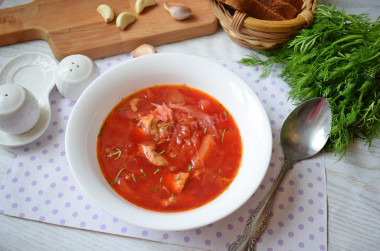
[228,155,296,251]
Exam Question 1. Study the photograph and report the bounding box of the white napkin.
[0,54,327,251]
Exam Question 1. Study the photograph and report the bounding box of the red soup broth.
[97,85,242,212]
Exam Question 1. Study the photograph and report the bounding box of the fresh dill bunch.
[239,4,380,157]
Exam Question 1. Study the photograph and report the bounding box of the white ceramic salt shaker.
[56,54,100,102]
[0,84,40,135]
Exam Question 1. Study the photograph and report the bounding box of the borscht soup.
[97,85,242,212]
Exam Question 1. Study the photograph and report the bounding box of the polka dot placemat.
[0,54,327,251]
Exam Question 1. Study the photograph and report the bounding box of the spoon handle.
[228,155,295,251]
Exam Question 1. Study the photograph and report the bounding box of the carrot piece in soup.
[165,172,190,194]
[191,134,215,169]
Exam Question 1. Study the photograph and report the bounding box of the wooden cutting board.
[0,0,218,60]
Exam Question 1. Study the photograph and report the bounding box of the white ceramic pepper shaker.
[0,84,40,135]
[55,54,100,102]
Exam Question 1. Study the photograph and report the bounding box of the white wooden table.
[1,1,379,250]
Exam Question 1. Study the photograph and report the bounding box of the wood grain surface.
[0,0,218,60]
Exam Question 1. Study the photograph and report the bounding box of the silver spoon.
[229,97,332,251]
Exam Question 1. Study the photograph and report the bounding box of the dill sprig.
[239,4,380,157]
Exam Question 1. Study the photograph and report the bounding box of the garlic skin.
[132,44,157,58]
[96,4,115,23]
[164,2,192,21]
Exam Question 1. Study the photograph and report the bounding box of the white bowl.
[66,53,272,231]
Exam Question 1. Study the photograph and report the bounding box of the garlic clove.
[164,2,192,21]
[97,4,115,23]
[135,0,156,14]
[132,44,157,58]
[116,12,137,30]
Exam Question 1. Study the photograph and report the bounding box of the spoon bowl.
[229,97,332,251]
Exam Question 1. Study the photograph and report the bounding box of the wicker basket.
[209,0,317,50]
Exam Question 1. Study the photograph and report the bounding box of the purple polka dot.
[70,186,76,191]
[259,184,265,190]
[163,233,169,239]
[271,94,276,98]
[72,212,78,217]
[298,189,304,195]
[279,187,285,192]
[62,176,68,182]
[32,206,38,212]
[309,199,314,205]
[257,237,263,243]
[25,197,31,202]
[262,99,267,104]
[60,219,66,225]
[51,100,56,105]
[12,178,18,183]
[278,204,284,210]
[37,164,43,170]
[57,108,62,112]
[278,239,283,246]
[299,242,305,248]
[52,121,58,126]
[121,227,127,233]
[216,232,222,238]
[52,209,58,215]
[55,166,61,172]
[184,236,190,242]
[227,224,233,230]
[31,180,37,186]
[36,141,41,146]
[19,213,25,218]
[50,183,56,188]
[80,222,86,227]
[77,195,83,200]
[319,209,324,215]
[298,173,303,179]
[298,224,304,230]
[58,192,64,198]
[288,180,294,185]
[309,216,314,222]
[246,73,251,77]
[317,177,323,182]
[267,248,273,251]
[64,115,69,120]
[42,149,48,155]
[307,168,312,173]
[269,177,275,183]
[65,202,71,208]
[288,196,294,202]
[113,218,118,223]
[54,143,59,148]
[60,151,66,156]
[6,169,11,174]
[18,161,24,167]
[58,129,64,134]
[263,87,268,91]
[318,192,323,198]
[268,229,273,235]
[47,135,53,140]
[319,227,325,232]
[92,214,99,220]
[238,216,244,222]
[18,187,25,193]
[269,162,275,168]
[308,183,314,188]
[195,229,201,235]
[101,224,106,230]
[49,158,54,163]
[39,216,45,222]
[45,199,51,205]
[298,206,304,212]
[5,194,11,199]
[85,204,91,210]
[44,174,49,179]
[278,221,284,227]
[288,232,294,238]
[38,190,44,195]
[279,101,284,106]
[309,234,315,240]
[288,213,294,220]
[320,245,326,250]
[316,162,321,167]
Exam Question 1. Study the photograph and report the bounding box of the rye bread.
[281,0,304,13]
[219,0,285,21]
[256,0,298,19]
